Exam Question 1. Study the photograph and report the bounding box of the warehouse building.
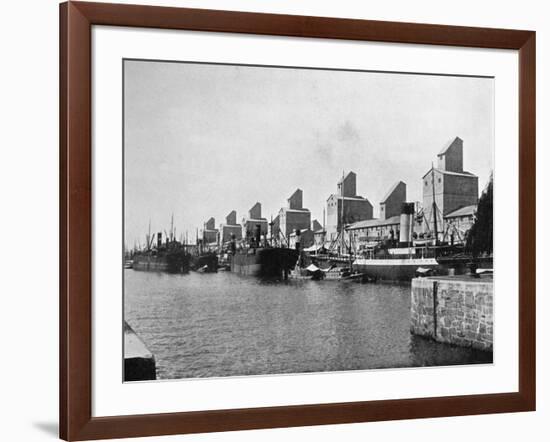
[326,171,373,241]
[202,217,219,244]
[242,202,268,240]
[219,210,242,244]
[380,181,406,220]
[422,137,479,237]
[443,204,477,244]
[277,189,311,239]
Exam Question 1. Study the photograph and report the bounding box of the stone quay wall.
[411,277,493,351]
[124,321,156,381]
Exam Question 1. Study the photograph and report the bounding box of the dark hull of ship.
[352,258,440,282]
[132,252,191,273]
[191,253,219,272]
[230,248,299,278]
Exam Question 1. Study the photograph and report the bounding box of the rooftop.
[279,208,310,213]
[422,167,476,179]
[347,214,401,230]
[242,218,267,223]
[327,194,371,202]
[438,136,463,156]
[337,171,356,184]
[444,204,477,218]
[381,180,405,203]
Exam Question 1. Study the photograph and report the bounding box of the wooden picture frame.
[59,1,536,440]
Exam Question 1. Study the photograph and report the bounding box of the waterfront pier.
[124,322,156,381]
[410,276,493,351]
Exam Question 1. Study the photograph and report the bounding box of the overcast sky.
[124,59,493,248]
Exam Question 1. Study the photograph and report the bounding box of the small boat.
[124,260,134,269]
[289,263,322,280]
[191,252,218,273]
[415,266,437,277]
[315,265,366,281]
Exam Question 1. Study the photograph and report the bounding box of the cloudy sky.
[124,59,493,248]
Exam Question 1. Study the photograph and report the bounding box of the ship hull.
[132,251,191,273]
[353,257,439,282]
[191,253,218,272]
[231,248,299,278]
[133,255,171,272]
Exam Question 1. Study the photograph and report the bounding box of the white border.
[92,25,518,417]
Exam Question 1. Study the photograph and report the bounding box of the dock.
[124,322,156,381]
[410,275,493,351]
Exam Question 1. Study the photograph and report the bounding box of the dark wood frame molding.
[60,1,536,440]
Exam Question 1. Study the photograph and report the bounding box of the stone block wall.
[411,277,493,351]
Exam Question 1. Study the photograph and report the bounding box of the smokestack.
[157,232,162,249]
[399,202,415,246]
[255,224,261,246]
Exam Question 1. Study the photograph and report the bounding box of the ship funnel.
[399,202,415,246]
[254,224,261,247]
[157,232,162,249]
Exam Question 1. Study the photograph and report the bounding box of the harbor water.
[124,270,492,380]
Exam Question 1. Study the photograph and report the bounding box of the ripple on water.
[124,271,492,380]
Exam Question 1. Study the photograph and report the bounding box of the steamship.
[229,224,299,278]
[352,171,442,282]
[352,248,439,281]
[133,243,191,273]
[352,206,440,281]
[230,247,299,277]
[132,228,192,274]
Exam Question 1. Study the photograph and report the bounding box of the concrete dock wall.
[124,322,156,381]
[410,277,493,351]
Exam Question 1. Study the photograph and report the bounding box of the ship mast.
[322,207,326,248]
[431,164,438,247]
[147,219,151,251]
[170,213,174,242]
[340,170,345,256]
[269,214,274,247]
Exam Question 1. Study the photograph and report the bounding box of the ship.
[132,244,191,273]
[351,169,443,282]
[231,247,299,277]
[132,226,192,274]
[228,225,299,278]
[352,246,439,281]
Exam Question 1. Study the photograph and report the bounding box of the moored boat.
[230,247,299,278]
[353,255,439,281]
[133,246,191,273]
[131,219,193,274]
[191,252,218,273]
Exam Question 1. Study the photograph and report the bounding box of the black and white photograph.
[123,59,494,382]
[4,0,546,440]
